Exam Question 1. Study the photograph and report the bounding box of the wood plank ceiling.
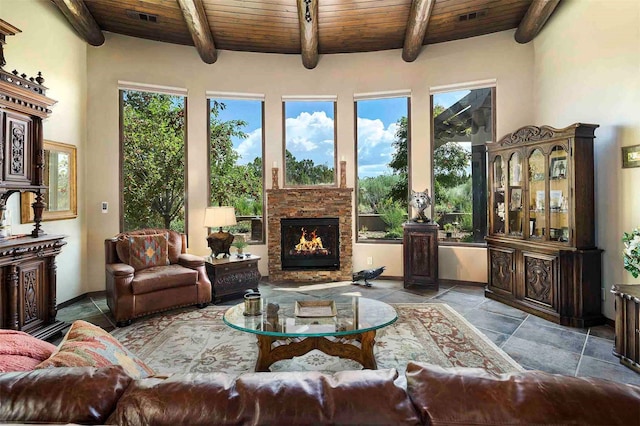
[52,0,561,69]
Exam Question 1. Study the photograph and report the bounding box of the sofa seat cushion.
[0,365,133,425]
[406,361,640,426]
[0,330,57,372]
[108,368,421,426]
[131,264,197,295]
[35,320,154,379]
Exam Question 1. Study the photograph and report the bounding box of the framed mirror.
[21,140,77,222]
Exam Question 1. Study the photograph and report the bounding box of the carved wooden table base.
[254,330,378,372]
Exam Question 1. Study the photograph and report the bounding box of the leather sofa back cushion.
[108,368,421,425]
[115,229,182,265]
[0,365,132,424]
[405,362,640,426]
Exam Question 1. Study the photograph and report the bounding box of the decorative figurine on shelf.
[352,266,386,287]
[409,189,432,223]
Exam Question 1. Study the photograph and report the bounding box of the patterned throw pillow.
[128,233,169,271]
[35,320,154,379]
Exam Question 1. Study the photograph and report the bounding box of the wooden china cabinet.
[0,21,67,340]
[485,123,604,327]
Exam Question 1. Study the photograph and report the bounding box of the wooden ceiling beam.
[177,0,217,64]
[402,0,436,62]
[297,0,319,69]
[51,0,104,46]
[514,0,560,44]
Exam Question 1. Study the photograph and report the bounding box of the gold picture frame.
[622,144,640,168]
[21,140,77,223]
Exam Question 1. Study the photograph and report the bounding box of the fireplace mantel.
[267,188,353,282]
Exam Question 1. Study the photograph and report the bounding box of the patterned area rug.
[112,303,522,376]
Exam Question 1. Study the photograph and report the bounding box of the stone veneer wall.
[267,188,353,282]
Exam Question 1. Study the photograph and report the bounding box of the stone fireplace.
[267,188,353,282]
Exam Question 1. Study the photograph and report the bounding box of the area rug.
[111,303,522,377]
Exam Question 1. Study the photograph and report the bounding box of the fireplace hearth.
[281,218,339,270]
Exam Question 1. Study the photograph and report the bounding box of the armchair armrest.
[106,263,135,277]
[178,253,205,269]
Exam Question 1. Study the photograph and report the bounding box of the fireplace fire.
[281,218,339,270]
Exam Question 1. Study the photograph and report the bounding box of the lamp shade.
[203,206,237,228]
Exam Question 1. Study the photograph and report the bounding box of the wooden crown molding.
[297,0,319,69]
[515,0,561,44]
[177,0,217,64]
[402,0,435,62]
[51,0,105,46]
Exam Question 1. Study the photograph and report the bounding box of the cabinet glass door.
[528,149,545,240]
[508,152,523,236]
[492,155,505,234]
[548,145,569,242]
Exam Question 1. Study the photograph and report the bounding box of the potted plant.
[443,223,455,238]
[232,240,248,257]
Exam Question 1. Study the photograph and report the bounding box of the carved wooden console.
[485,124,604,327]
[0,21,66,339]
[0,235,67,339]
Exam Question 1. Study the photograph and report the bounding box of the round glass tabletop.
[223,296,397,338]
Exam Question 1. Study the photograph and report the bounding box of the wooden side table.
[403,222,439,290]
[612,284,640,373]
[205,255,261,303]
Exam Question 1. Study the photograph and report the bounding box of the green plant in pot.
[443,223,456,238]
[232,239,248,257]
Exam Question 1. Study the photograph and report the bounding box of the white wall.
[86,30,534,290]
[1,0,87,303]
[532,0,640,319]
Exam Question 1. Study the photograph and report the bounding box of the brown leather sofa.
[1,362,639,425]
[105,229,212,326]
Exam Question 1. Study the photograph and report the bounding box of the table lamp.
[204,206,236,258]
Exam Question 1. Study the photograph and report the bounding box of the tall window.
[356,96,410,241]
[283,99,336,186]
[432,86,493,243]
[120,89,186,232]
[208,97,264,243]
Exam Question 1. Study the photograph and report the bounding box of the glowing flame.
[293,228,327,254]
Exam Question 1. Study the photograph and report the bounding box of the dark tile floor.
[56,279,640,386]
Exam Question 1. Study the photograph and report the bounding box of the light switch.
[101,202,108,213]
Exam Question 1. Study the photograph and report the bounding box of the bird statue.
[352,266,386,287]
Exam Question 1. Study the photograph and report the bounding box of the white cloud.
[356,118,399,176]
[235,127,262,164]
[285,111,335,163]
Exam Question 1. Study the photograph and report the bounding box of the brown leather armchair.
[105,229,211,326]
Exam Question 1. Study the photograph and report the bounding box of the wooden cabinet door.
[521,251,558,311]
[488,246,515,296]
[18,259,48,334]
[3,111,32,184]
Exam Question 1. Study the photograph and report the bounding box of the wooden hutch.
[485,124,604,328]
[0,20,66,340]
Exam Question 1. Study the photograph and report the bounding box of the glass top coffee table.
[223,296,397,372]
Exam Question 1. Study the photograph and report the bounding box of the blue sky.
[211,91,468,174]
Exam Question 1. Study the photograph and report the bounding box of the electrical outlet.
[367,257,373,265]
[101,202,108,213]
